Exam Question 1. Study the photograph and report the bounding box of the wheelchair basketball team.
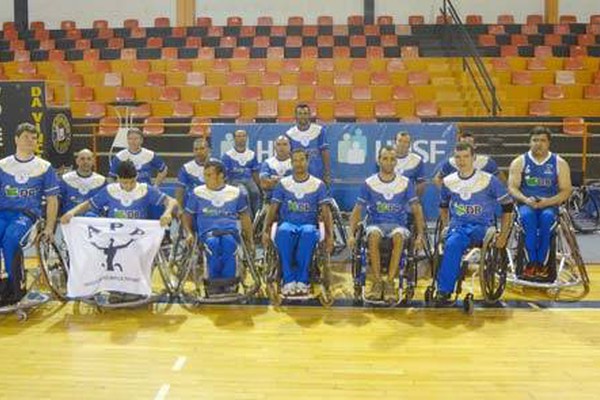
[0,102,586,309]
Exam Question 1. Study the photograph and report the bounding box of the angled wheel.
[37,239,69,301]
[479,233,508,304]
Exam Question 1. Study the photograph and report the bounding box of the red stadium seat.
[334,102,356,119]
[73,87,94,102]
[75,39,91,50]
[227,16,243,26]
[256,100,278,118]
[542,85,565,100]
[370,71,391,85]
[560,15,577,24]
[186,72,206,86]
[500,46,519,57]
[563,117,586,135]
[107,38,124,49]
[377,16,394,25]
[528,101,551,116]
[196,17,212,27]
[511,34,529,46]
[39,40,55,51]
[200,86,221,100]
[85,102,106,118]
[227,73,246,86]
[392,86,414,100]
[115,87,135,102]
[278,85,298,100]
[147,37,163,48]
[241,87,262,101]
[93,20,108,29]
[408,71,430,85]
[123,19,139,29]
[143,117,164,135]
[189,117,210,136]
[233,47,250,58]
[497,15,515,24]
[30,21,45,30]
[146,72,166,87]
[172,101,194,118]
[131,103,151,118]
[578,34,596,46]
[288,16,304,26]
[479,35,497,47]
[61,20,76,30]
[333,71,352,85]
[186,37,202,48]
[220,36,237,48]
[527,58,547,71]
[521,24,539,35]
[120,48,137,60]
[387,59,406,72]
[416,101,438,117]
[315,86,335,100]
[67,73,84,87]
[169,60,192,73]
[48,50,64,61]
[544,34,562,46]
[347,15,364,25]
[488,25,505,35]
[98,117,119,135]
[219,102,240,118]
[401,46,419,58]
[375,101,397,118]
[158,87,181,102]
[512,71,533,85]
[352,86,372,100]
[584,85,600,99]
[257,16,273,26]
[261,72,281,85]
[132,60,151,74]
[563,57,584,70]
[317,16,333,26]
[534,46,553,59]
[408,15,425,25]
[154,17,170,28]
[13,50,30,62]
[466,15,483,24]
[490,58,510,71]
[299,71,318,85]
[527,15,544,25]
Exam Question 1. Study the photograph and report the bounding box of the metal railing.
[441,0,502,116]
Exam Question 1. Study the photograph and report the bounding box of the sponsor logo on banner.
[51,113,72,154]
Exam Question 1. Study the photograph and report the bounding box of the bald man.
[59,149,107,216]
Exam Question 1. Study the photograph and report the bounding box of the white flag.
[61,217,165,298]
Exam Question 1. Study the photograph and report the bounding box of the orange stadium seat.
[143,117,165,135]
[98,117,119,135]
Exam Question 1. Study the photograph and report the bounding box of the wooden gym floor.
[1,258,599,399]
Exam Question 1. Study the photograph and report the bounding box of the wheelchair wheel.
[330,201,348,256]
[264,244,282,306]
[556,211,590,299]
[37,239,69,301]
[479,232,508,304]
[424,285,435,306]
[316,249,334,307]
[463,293,474,314]
[252,206,267,244]
[567,187,600,233]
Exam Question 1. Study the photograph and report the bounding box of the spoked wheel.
[37,239,69,301]
[463,293,475,314]
[479,236,508,304]
[317,252,334,307]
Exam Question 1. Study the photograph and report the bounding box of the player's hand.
[160,213,173,227]
[60,212,74,225]
[40,227,54,243]
[534,198,551,209]
[524,197,538,207]
[414,234,425,252]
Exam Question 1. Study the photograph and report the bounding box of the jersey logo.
[454,203,483,216]
[14,172,30,184]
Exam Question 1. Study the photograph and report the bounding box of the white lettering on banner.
[374,140,448,164]
[255,140,273,163]
[62,217,165,298]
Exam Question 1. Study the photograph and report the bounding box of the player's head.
[193,137,211,162]
[203,159,226,189]
[126,128,144,151]
[291,148,309,176]
[528,126,552,155]
[378,145,398,174]
[116,160,138,191]
[274,135,291,159]
[453,142,475,172]
[458,131,475,146]
[233,129,248,149]
[14,122,38,155]
[294,103,311,128]
[394,131,411,155]
[75,148,95,174]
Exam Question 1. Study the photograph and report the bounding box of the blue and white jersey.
[259,156,292,201]
[59,171,106,214]
[358,174,418,227]
[519,151,560,199]
[90,182,166,219]
[109,148,167,184]
[395,153,426,183]
[441,170,510,228]
[222,148,259,182]
[0,155,59,217]
[272,175,330,226]
[285,123,328,179]
[177,159,205,198]
[439,154,499,178]
[184,184,248,236]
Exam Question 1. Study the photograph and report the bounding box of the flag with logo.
[61,217,165,298]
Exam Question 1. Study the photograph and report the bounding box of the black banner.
[0,81,73,169]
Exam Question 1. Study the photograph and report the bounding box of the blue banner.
[210,123,457,218]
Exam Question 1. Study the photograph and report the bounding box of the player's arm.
[261,202,280,247]
[320,202,334,253]
[321,148,331,185]
[507,156,535,206]
[43,195,59,237]
[60,200,92,224]
[539,157,572,208]
[239,211,254,249]
[347,203,363,249]
[154,166,168,186]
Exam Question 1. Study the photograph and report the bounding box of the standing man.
[262,149,334,297]
[508,126,572,280]
[259,135,292,203]
[393,131,427,197]
[222,129,262,217]
[0,123,59,306]
[59,148,106,216]
[286,103,331,186]
[435,142,513,306]
[348,145,426,302]
[175,137,211,208]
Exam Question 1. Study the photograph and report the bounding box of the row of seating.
[4,14,600,31]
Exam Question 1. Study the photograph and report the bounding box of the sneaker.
[282,282,295,296]
[366,280,384,301]
[521,263,537,280]
[433,291,454,307]
[295,282,310,296]
[535,264,553,281]
[383,280,399,303]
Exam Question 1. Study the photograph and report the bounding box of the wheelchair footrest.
[204,277,240,296]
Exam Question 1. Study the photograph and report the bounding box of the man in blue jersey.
[182,159,254,291]
[175,137,211,207]
[348,145,426,302]
[222,129,261,217]
[0,123,59,306]
[433,131,503,186]
[60,160,177,225]
[394,132,426,196]
[508,126,572,280]
[286,103,331,185]
[435,142,513,306]
[109,128,168,220]
[259,135,292,203]
[59,149,106,217]
[261,149,333,297]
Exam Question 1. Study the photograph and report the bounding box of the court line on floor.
[172,356,186,372]
[154,384,170,400]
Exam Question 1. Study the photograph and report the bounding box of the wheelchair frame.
[506,206,590,300]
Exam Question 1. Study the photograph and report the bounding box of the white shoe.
[282,283,295,296]
[295,282,310,296]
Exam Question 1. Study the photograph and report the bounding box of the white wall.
[377,0,543,24]
[0,1,14,24]
[196,0,363,25]
[28,0,176,29]
[560,0,599,23]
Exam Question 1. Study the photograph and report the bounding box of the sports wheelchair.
[169,228,261,304]
[506,206,590,300]
[0,212,51,321]
[425,218,509,314]
[262,222,334,307]
[566,178,600,234]
[351,221,432,306]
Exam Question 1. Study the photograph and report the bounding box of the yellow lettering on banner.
[32,112,44,123]
[31,97,43,108]
[31,86,42,97]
